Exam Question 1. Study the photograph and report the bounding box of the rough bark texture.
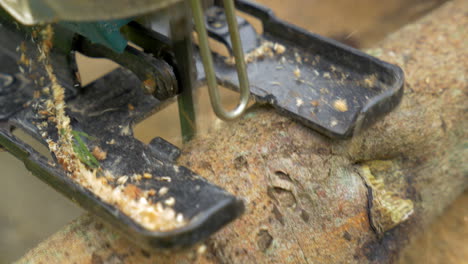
[18,1,467,263]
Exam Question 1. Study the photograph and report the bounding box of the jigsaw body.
[0,0,404,249]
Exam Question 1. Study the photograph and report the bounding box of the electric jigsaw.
[0,0,404,249]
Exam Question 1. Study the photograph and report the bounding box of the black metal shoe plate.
[200,1,404,138]
[0,19,244,249]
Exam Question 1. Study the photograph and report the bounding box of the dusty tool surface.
[0,20,244,249]
[16,0,467,263]
[199,1,405,138]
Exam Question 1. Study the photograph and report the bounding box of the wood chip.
[123,184,142,200]
[158,187,169,196]
[92,146,107,161]
[164,197,176,206]
[133,174,142,181]
[117,176,129,185]
[333,99,348,112]
[273,43,286,54]
[294,68,301,78]
[147,189,157,196]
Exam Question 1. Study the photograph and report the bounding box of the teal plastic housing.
[61,19,132,53]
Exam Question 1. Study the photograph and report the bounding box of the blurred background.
[1,0,466,263]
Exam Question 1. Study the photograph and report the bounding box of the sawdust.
[33,25,186,232]
[123,184,143,200]
[159,187,169,196]
[333,99,348,112]
[116,176,129,185]
[363,74,378,88]
[293,67,301,78]
[225,41,286,65]
[92,146,107,160]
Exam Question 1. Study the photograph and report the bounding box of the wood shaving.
[92,146,107,160]
[364,74,378,87]
[159,187,169,196]
[117,176,129,185]
[294,52,302,64]
[133,174,143,181]
[165,197,176,206]
[273,43,286,54]
[333,99,348,112]
[123,184,142,200]
[225,41,286,65]
[146,189,157,196]
[157,176,172,182]
[197,244,207,255]
[296,98,304,107]
[176,213,184,223]
[294,67,301,78]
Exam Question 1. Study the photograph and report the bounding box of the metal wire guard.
[190,0,251,120]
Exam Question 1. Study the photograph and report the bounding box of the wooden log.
[18,0,467,263]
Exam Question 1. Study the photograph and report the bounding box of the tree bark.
[18,0,467,263]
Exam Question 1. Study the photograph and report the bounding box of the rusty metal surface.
[16,0,468,263]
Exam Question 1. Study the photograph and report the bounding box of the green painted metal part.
[61,19,131,53]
